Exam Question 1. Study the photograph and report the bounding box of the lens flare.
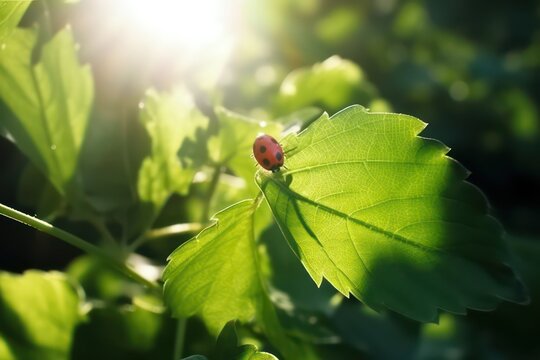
[113,0,236,54]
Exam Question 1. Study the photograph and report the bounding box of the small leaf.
[67,255,139,302]
[0,270,85,359]
[138,87,208,207]
[257,105,528,322]
[163,200,262,333]
[210,107,282,194]
[0,0,31,42]
[163,200,316,359]
[277,56,376,113]
[211,321,279,360]
[0,27,93,196]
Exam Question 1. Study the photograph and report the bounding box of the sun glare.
[114,0,236,54]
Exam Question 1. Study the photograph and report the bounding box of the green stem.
[201,165,222,221]
[89,217,117,247]
[0,202,160,292]
[128,222,204,251]
[173,317,187,360]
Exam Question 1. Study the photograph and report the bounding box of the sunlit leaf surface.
[0,0,31,41]
[163,199,316,359]
[0,270,84,359]
[257,105,528,322]
[0,28,93,196]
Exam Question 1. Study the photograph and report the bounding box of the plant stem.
[173,317,187,360]
[89,217,117,246]
[128,222,204,251]
[0,202,160,292]
[201,165,222,221]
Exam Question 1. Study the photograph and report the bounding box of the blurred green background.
[1,0,539,358]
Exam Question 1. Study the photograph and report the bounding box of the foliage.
[0,270,84,359]
[0,27,92,198]
[0,0,539,359]
[257,106,527,321]
[0,1,31,42]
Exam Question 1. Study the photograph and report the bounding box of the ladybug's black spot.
[275,152,282,161]
[259,145,267,153]
[262,159,270,167]
[271,138,278,144]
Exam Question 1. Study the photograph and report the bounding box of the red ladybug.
[253,134,284,172]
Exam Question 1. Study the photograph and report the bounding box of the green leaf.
[67,255,140,303]
[211,321,279,360]
[163,200,262,333]
[0,0,31,42]
[138,87,208,207]
[0,27,93,196]
[256,105,528,322]
[0,270,85,360]
[277,56,376,113]
[210,107,282,194]
[163,200,316,359]
[237,349,279,360]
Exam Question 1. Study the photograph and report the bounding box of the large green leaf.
[0,0,31,42]
[138,87,208,207]
[0,270,85,360]
[256,105,528,322]
[163,199,316,359]
[0,27,93,196]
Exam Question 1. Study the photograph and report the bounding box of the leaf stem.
[201,165,222,221]
[128,222,204,251]
[173,317,187,360]
[89,216,117,246]
[0,202,160,292]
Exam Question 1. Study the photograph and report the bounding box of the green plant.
[0,1,536,359]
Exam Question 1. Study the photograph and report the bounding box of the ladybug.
[253,134,284,172]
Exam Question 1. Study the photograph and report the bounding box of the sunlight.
[114,0,236,54]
